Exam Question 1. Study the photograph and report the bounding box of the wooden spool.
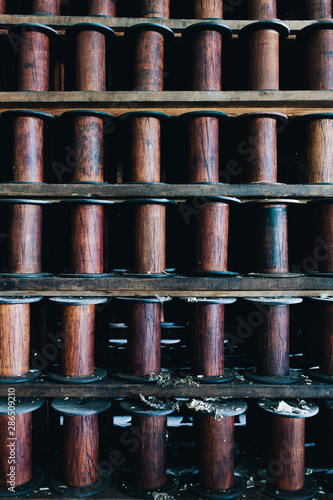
[87,0,117,16]
[300,114,333,183]
[119,400,178,496]
[191,196,240,276]
[305,0,332,20]
[51,398,111,496]
[237,112,288,184]
[49,297,108,383]
[299,22,333,90]
[1,111,53,183]
[194,0,223,19]
[248,200,299,276]
[0,398,45,495]
[309,297,333,383]
[184,22,232,91]
[66,24,115,91]
[128,23,173,91]
[141,0,170,18]
[61,111,114,183]
[248,0,277,19]
[240,21,289,90]
[258,399,319,498]
[32,0,61,15]
[9,24,58,91]
[189,399,247,499]
[123,111,170,183]
[0,297,42,383]
[0,0,5,13]
[244,298,303,384]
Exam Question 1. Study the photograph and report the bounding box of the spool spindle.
[305,0,332,19]
[308,297,333,383]
[0,398,45,497]
[32,0,61,15]
[51,398,111,497]
[258,399,319,499]
[188,399,247,499]
[119,399,178,498]
[87,0,117,16]
[248,0,277,19]
[141,0,170,18]
[243,297,303,384]
[194,0,223,19]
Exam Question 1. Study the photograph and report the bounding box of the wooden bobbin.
[51,398,111,497]
[181,297,237,383]
[8,24,58,91]
[248,0,277,19]
[194,0,223,19]
[184,22,232,91]
[243,297,303,384]
[240,21,289,90]
[188,399,247,499]
[237,112,288,184]
[66,24,115,91]
[32,0,61,15]
[308,297,333,383]
[87,0,117,16]
[127,23,173,91]
[247,199,300,276]
[141,0,170,18]
[258,399,319,499]
[116,296,171,382]
[0,297,42,384]
[61,110,114,183]
[48,297,108,384]
[305,0,332,19]
[121,111,170,183]
[0,398,45,496]
[299,22,333,90]
[0,0,5,13]
[1,111,53,183]
[119,399,178,497]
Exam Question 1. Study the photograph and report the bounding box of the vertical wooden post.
[32,0,61,15]
[299,23,333,90]
[305,0,332,19]
[87,0,117,16]
[248,0,277,19]
[141,0,170,18]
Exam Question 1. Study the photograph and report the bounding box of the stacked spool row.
[1,295,333,385]
[1,396,333,499]
[1,0,333,20]
[2,18,333,91]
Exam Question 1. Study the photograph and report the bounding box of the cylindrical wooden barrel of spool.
[184,22,232,91]
[51,398,111,496]
[66,24,115,91]
[48,297,108,383]
[0,0,5,14]
[240,21,289,90]
[308,297,333,383]
[188,399,247,499]
[87,0,117,16]
[32,0,61,15]
[299,22,333,90]
[119,399,178,496]
[300,114,333,183]
[305,0,332,19]
[1,111,54,183]
[0,398,45,495]
[248,0,277,19]
[258,399,319,498]
[237,112,288,184]
[8,24,58,91]
[244,298,303,384]
[141,0,170,18]
[127,23,174,91]
[194,0,223,19]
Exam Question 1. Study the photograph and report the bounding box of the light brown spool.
[0,303,30,377]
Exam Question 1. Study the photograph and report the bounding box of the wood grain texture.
[248,0,277,19]
[134,30,164,91]
[71,204,104,274]
[18,32,50,92]
[12,116,44,183]
[128,301,161,375]
[141,0,170,18]
[198,414,234,490]
[249,30,279,90]
[192,30,222,90]
[0,0,5,14]
[75,31,106,91]
[63,415,99,487]
[88,0,116,16]
[133,203,166,274]
[0,303,30,377]
[60,304,95,377]
[0,413,32,487]
[8,204,43,274]
[32,0,61,15]
[195,0,223,19]
[270,416,305,491]
[307,29,333,90]
[188,116,220,182]
[305,0,332,19]
[192,303,225,377]
[71,115,105,183]
[305,117,333,183]
[129,116,161,182]
[196,201,229,272]
[132,415,167,489]
[318,202,333,273]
